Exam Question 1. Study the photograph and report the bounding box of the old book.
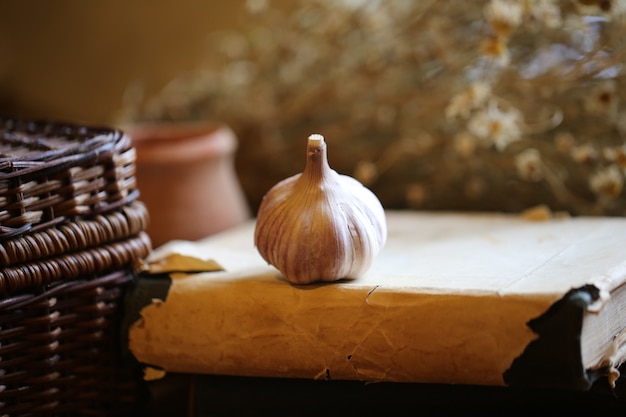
[126,210,626,392]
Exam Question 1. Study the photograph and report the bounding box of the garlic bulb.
[254,134,387,284]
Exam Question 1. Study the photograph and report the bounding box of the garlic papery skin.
[254,134,387,285]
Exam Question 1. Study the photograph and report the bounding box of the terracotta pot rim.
[122,121,237,164]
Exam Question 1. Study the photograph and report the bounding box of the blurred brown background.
[0,0,247,125]
[1,1,624,218]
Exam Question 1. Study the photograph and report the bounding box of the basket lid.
[0,117,138,239]
[0,118,128,179]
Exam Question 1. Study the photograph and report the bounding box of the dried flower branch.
[117,0,626,216]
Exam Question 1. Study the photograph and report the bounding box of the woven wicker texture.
[0,117,152,416]
[0,270,143,416]
[0,201,148,268]
[0,118,139,240]
[0,231,150,296]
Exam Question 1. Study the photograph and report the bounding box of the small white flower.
[603,144,626,171]
[484,0,524,36]
[571,143,599,164]
[589,165,624,197]
[445,83,492,120]
[528,0,563,29]
[467,101,523,150]
[480,36,511,67]
[515,148,544,182]
[584,80,619,118]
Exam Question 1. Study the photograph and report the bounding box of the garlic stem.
[308,133,324,145]
[304,133,330,182]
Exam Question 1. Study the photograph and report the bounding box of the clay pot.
[124,122,251,248]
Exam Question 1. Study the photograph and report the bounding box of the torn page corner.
[143,240,225,274]
[143,366,167,381]
[591,328,626,388]
[314,368,332,380]
[586,287,610,314]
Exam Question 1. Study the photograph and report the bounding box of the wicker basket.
[0,118,152,416]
